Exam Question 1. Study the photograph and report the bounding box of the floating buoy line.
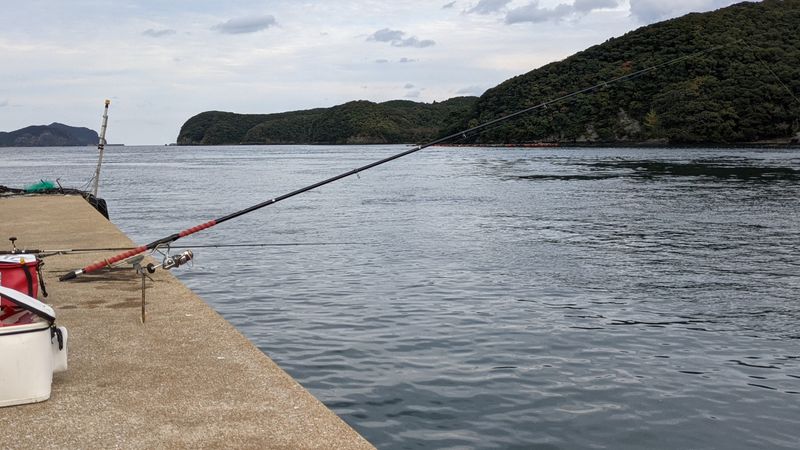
[57,43,733,283]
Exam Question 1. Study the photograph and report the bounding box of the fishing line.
[2,242,367,257]
[741,40,800,107]
[59,43,730,281]
[177,242,367,249]
[432,43,731,145]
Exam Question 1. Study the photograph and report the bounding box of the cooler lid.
[0,285,55,323]
[0,253,38,265]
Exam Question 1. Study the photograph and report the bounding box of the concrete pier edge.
[0,195,374,449]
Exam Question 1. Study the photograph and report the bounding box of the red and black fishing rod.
[59,45,727,281]
[0,242,367,258]
[58,137,454,280]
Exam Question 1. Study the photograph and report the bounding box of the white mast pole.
[91,99,111,198]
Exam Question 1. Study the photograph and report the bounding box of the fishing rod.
[2,241,369,258]
[91,99,111,198]
[59,44,728,282]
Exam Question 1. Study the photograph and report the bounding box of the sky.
[0,0,750,144]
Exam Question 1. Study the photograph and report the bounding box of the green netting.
[25,180,57,192]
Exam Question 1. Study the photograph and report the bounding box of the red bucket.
[0,255,45,311]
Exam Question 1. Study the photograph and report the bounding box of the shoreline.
[433,141,800,149]
[3,141,798,149]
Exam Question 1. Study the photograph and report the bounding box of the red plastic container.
[0,254,43,311]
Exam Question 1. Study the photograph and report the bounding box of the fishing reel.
[133,247,194,325]
[6,237,31,255]
[161,250,194,271]
[130,246,194,275]
[148,245,194,273]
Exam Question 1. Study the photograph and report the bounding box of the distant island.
[179,98,477,145]
[178,0,800,146]
[0,123,99,147]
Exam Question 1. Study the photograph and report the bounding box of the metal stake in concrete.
[130,255,152,324]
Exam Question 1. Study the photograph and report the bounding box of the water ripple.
[2,145,799,449]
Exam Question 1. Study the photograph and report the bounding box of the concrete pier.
[0,195,374,449]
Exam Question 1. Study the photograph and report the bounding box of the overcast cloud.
[368,28,436,48]
[0,0,751,144]
[506,2,573,23]
[468,0,513,14]
[213,15,277,34]
[628,0,739,22]
[142,28,177,38]
[505,0,624,24]
[574,0,621,13]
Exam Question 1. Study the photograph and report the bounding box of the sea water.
[2,145,799,449]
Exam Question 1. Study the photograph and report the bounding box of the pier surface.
[0,195,373,449]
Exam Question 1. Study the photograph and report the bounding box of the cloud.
[404,83,415,89]
[442,1,457,9]
[373,58,418,64]
[400,36,436,48]
[500,0,727,24]
[0,99,8,107]
[504,0,620,24]
[142,28,176,38]
[468,0,512,15]
[405,90,422,98]
[505,2,573,24]
[574,0,620,13]
[629,0,739,22]
[369,28,405,42]
[213,15,277,34]
[373,58,417,64]
[367,28,436,48]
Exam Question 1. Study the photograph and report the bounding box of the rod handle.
[178,220,217,238]
[59,271,78,281]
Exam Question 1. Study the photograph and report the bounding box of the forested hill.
[178,0,800,146]
[0,123,98,147]
[465,0,800,145]
[178,98,477,145]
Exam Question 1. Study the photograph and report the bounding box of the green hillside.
[178,98,477,145]
[178,0,800,146]
[467,0,800,145]
[0,122,99,147]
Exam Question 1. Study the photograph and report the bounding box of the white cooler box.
[0,285,68,407]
